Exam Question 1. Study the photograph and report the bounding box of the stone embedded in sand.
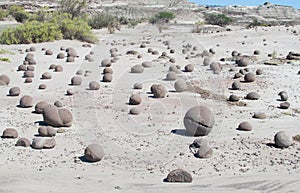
[67,48,78,57]
[278,91,288,101]
[142,61,152,68]
[280,102,290,109]
[49,64,56,70]
[42,105,73,127]
[84,143,105,162]
[133,83,143,89]
[164,169,192,183]
[85,55,94,62]
[31,137,56,149]
[35,101,49,114]
[103,68,113,74]
[254,50,260,55]
[234,72,242,79]
[43,138,56,149]
[196,145,213,158]
[129,107,140,115]
[232,51,238,57]
[170,49,175,54]
[39,84,47,90]
[174,79,187,92]
[25,78,33,83]
[71,76,82,86]
[232,81,241,90]
[245,92,260,100]
[66,89,74,96]
[89,81,100,90]
[15,137,31,147]
[19,95,33,108]
[101,59,112,67]
[9,87,21,96]
[184,64,194,72]
[166,72,177,81]
[131,65,144,73]
[169,58,176,63]
[210,62,221,74]
[29,47,36,52]
[27,65,35,71]
[184,106,215,136]
[238,121,253,131]
[41,72,52,80]
[25,53,34,61]
[57,52,65,59]
[239,69,245,75]
[253,112,267,119]
[66,56,75,63]
[18,64,27,71]
[54,65,63,72]
[244,72,256,82]
[152,50,159,55]
[45,50,53,55]
[2,128,18,138]
[256,69,263,75]
[229,95,239,102]
[76,70,84,76]
[129,94,142,105]
[151,84,167,98]
[203,57,210,66]
[38,126,56,137]
[236,58,250,67]
[54,100,64,107]
[274,131,292,148]
[103,73,113,82]
[23,71,34,78]
[0,74,10,85]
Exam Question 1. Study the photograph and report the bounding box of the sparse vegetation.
[8,5,30,23]
[59,0,87,19]
[247,18,269,28]
[149,11,175,24]
[0,58,11,62]
[204,13,232,27]
[0,8,9,21]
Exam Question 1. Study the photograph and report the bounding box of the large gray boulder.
[84,143,105,162]
[184,106,215,136]
[274,131,292,148]
[164,169,192,183]
[42,105,73,127]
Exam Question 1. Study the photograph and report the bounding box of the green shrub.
[204,14,232,27]
[149,11,175,24]
[0,57,11,62]
[0,21,62,44]
[0,8,9,21]
[8,5,30,23]
[89,13,119,29]
[127,19,140,28]
[60,0,87,19]
[247,19,269,28]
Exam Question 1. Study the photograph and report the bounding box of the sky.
[189,0,300,9]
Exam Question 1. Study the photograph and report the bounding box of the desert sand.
[0,21,300,193]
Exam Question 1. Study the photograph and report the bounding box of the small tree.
[149,11,175,33]
[8,5,30,23]
[204,14,232,27]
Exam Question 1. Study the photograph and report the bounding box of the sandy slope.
[0,23,299,193]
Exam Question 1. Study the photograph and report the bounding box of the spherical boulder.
[66,56,75,62]
[236,58,250,67]
[18,64,27,71]
[279,102,290,109]
[196,145,213,158]
[256,69,263,75]
[41,72,52,80]
[166,72,177,81]
[151,84,167,98]
[129,94,142,105]
[237,121,253,131]
[71,76,82,86]
[229,95,239,102]
[174,79,186,92]
[274,131,292,148]
[234,72,243,79]
[24,78,33,83]
[66,89,74,96]
[8,87,20,96]
[129,107,140,115]
[38,126,56,137]
[89,81,100,90]
[39,84,47,90]
[184,106,215,136]
[210,62,221,74]
[253,112,267,119]
[103,68,113,74]
[232,81,241,90]
[244,72,256,82]
[31,137,56,149]
[142,61,152,68]
[184,64,194,72]
[0,74,10,85]
[131,65,144,73]
[35,101,49,114]
[45,50,53,55]
[15,138,31,147]
[56,52,65,59]
[245,92,260,100]
[203,57,210,66]
[54,100,64,107]
[133,82,143,89]
[54,65,63,72]
[84,143,105,162]
[42,105,73,127]
[278,91,288,101]
[2,128,18,138]
[164,169,192,183]
[101,59,111,67]
[19,95,33,108]
[103,73,112,82]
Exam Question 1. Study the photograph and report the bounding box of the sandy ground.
[0,23,300,192]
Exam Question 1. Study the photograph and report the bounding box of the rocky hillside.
[1,1,300,26]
